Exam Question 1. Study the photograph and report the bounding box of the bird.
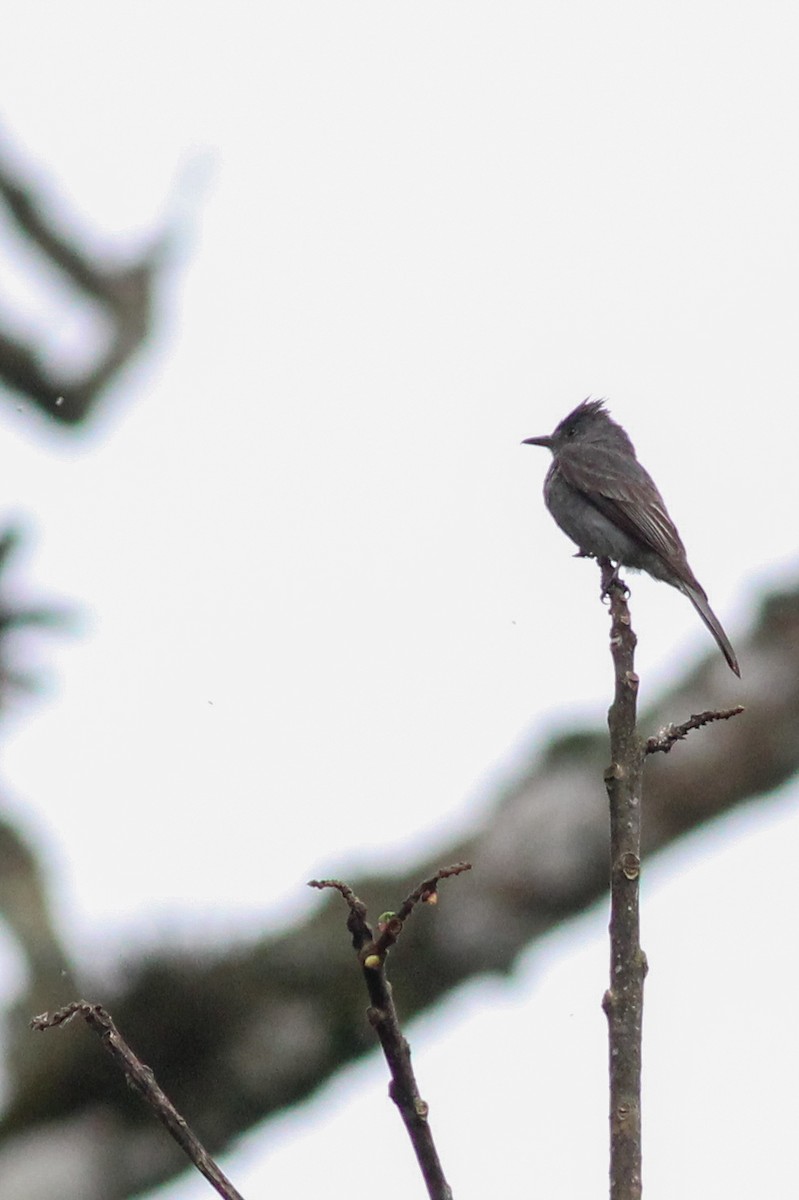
[522,398,740,676]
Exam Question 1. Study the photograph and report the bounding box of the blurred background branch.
[0,149,169,425]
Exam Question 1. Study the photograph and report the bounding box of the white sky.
[0,5,797,1198]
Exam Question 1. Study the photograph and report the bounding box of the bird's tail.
[680,582,740,677]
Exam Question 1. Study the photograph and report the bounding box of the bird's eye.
[565,424,576,437]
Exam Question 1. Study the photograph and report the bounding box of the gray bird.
[523,398,740,676]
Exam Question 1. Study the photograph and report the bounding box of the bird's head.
[522,398,629,453]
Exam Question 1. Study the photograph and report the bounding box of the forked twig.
[309,863,471,1200]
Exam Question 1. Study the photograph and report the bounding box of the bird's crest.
[566,397,608,422]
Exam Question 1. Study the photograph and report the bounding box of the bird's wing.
[556,443,689,567]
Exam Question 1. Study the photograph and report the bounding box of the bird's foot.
[598,558,629,600]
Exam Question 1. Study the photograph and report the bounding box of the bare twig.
[599,559,646,1200]
[310,866,470,1200]
[31,1002,245,1200]
[646,706,745,754]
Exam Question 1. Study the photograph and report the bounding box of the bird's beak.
[521,435,552,448]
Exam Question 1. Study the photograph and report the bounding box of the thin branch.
[310,867,470,1200]
[599,559,646,1200]
[395,862,472,920]
[31,1002,245,1200]
[372,862,472,958]
[646,706,745,755]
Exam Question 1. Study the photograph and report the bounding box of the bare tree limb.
[598,561,645,1200]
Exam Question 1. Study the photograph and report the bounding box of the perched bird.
[522,398,740,676]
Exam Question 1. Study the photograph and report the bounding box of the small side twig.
[646,706,745,755]
[309,863,470,1200]
[599,561,646,1200]
[31,1002,245,1200]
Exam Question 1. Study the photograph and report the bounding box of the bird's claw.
[598,558,629,601]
